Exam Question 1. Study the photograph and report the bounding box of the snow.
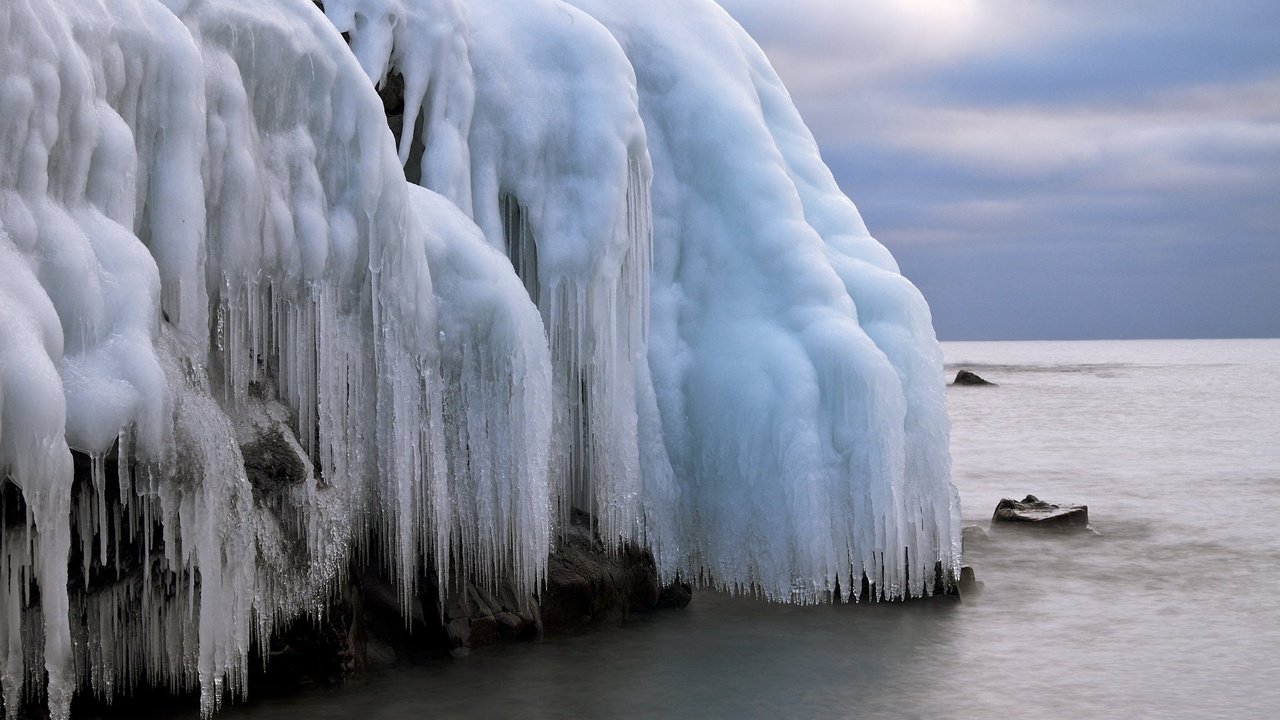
[0,0,960,717]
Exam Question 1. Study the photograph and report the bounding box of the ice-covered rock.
[332,0,960,604]
[1,0,961,716]
[326,0,676,558]
[2,1,551,716]
[566,0,959,601]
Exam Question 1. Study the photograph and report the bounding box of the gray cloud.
[718,0,1280,339]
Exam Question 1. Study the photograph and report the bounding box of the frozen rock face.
[326,0,676,558]
[1,0,960,717]
[567,0,961,602]
[338,0,960,602]
[1,1,551,717]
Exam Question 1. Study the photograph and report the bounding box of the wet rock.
[234,394,314,490]
[443,589,471,624]
[365,637,398,670]
[468,585,496,619]
[539,510,672,633]
[523,604,544,637]
[241,424,310,488]
[953,369,995,386]
[991,494,1090,533]
[468,615,500,648]
[657,578,693,609]
[415,510,688,658]
[357,569,445,666]
[929,561,972,600]
[366,572,427,630]
[957,565,981,596]
[493,611,534,640]
[962,524,989,551]
[254,575,362,690]
[445,618,472,658]
[228,510,687,684]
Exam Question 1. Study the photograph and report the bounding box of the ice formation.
[0,0,960,717]
[565,0,960,601]
[326,0,677,557]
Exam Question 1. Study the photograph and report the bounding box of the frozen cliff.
[0,0,960,717]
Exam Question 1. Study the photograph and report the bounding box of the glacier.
[0,0,960,717]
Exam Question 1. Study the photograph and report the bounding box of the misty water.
[165,339,1280,719]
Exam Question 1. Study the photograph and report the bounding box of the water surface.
[203,339,1280,719]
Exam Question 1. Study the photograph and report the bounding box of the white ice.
[0,0,960,717]
[565,0,961,601]
[2,0,552,716]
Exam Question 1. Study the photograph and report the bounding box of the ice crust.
[0,0,960,717]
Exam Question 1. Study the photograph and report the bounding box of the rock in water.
[991,495,1090,532]
[961,524,989,551]
[953,369,996,386]
[539,511,671,633]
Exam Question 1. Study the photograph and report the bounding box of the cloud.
[717,0,1280,339]
[866,77,1280,184]
[720,0,1078,86]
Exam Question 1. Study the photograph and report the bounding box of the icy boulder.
[324,0,960,604]
[1,0,552,717]
[340,0,962,599]
[326,0,679,559]
[2,0,962,716]
[557,0,960,602]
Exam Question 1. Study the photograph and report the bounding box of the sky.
[717,0,1280,340]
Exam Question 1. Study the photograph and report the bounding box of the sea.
[187,339,1280,719]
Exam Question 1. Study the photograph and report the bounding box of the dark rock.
[407,510,688,659]
[376,69,405,116]
[493,611,534,640]
[366,572,427,630]
[957,565,981,596]
[523,603,544,637]
[241,424,309,488]
[467,585,495,619]
[991,494,1090,532]
[234,396,314,491]
[927,560,970,600]
[538,511,669,633]
[468,615,500,648]
[494,582,525,614]
[365,637,398,670]
[1,478,25,531]
[656,578,693,609]
[961,524,989,551]
[445,618,471,657]
[953,369,995,386]
[358,568,448,666]
[255,576,361,691]
[443,588,471,623]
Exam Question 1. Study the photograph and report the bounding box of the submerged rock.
[953,369,996,386]
[991,494,1090,533]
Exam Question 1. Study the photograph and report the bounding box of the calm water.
[195,339,1280,719]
